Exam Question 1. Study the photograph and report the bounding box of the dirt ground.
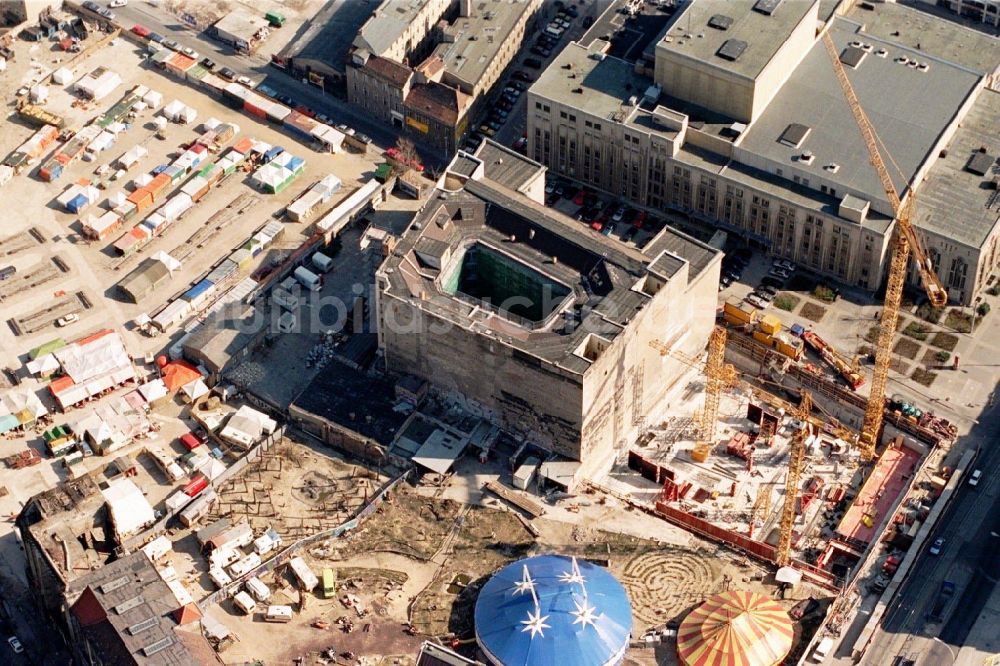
[204,436,386,540]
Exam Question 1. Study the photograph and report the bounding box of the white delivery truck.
[233,590,256,615]
[294,266,321,292]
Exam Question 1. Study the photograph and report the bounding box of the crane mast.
[776,391,812,566]
[821,33,947,460]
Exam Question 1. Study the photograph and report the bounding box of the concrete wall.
[378,296,585,459]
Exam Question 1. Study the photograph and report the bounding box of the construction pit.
[205,484,833,665]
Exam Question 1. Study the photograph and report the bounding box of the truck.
[926,580,955,622]
[233,590,256,615]
[311,251,333,274]
[321,568,336,599]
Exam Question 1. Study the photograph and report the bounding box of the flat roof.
[915,88,1000,248]
[579,0,676,63]
[657,0,818,79]
[531,42,651,122]
[278,0,376,72]
[433,0,535,88]
[213,8,268,41]
[381,177,718,374]
[474,139,545,192]
[846,0,1000,76]
[737,16,981,215]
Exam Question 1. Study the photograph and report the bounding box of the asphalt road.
[861,402,1000,665]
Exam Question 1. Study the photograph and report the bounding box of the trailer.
[265,605,292,623]
[293,266,320,292]
[288,556,318,591]
[233,591,256,615]
[311,251,333,274]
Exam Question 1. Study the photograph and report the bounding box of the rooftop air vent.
[798,151,815,165]
[840,46,866,68]
[708,14,733,30]
[753,0,782,15]
[849,40,863,48]
[572,87,583,94]
[875,48,888,57]
[824,163,841,173]
[717,39,747,61]
[779,123,811,148]
[907,60,918,68]
[966,151,994,176]
[895,56,909,65]
[861,43,873,52]
[917,62,930,72]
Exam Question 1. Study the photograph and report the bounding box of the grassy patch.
[893,338,921,359]
[930,332,959,351]
[864,326,882,344]
[774,294,800,312]
[916,303,944,324]
[922,349,950,366]
[812,285,837,303]
[800,302,827,323]
[911,368,938,387]
[890,358,911,375]
[901,321,931,341]
[944,309,974,333]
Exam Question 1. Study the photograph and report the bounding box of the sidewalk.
[954,580,1000,665]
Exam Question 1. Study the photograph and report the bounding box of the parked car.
[623,226,639,243]
[758,285,779,298]
[745,294,768,309]
[753,289,775,303]
[612,204,628,222]
[181,46,199,59]
[200,57,216,70]
[236,75,255,87]
[768,268,791,280]
[218,67,237,81]
[725,269,742,282]
[632,211,647,228]
[567,5,579,17]
[147,31,164,43]
[276,94,295,106]
[109,0,128,6]
[601,222,616,236]
[162,39,179,51]
[56,313,79,327]
[774,258,797,272]
[573,190,587,206]
[513,71,534,82]
[761,276,785,289]
[524,58,543,69]
[583,15,595,28]
[510,81,527,92]
[968,469,982,487]
[720,275,732,289]
[356,133,372,145]
[929,537,945,555]
[82,0,100,10]
[513,136,527,152]
[491,108,509,120]
[531,46,552,58]
[479,125,496,137]
[8,636,23,654]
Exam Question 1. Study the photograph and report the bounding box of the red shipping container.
[182,473,209,497]
[180,432,202,451]
[244,101,267,119]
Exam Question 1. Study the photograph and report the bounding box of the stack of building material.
[51,67,74,85]
[57,181,100,213]
[82,210,122,240]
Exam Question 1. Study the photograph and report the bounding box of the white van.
[233,591,256,615]
[265,605,292,623]
[245,577,271,602]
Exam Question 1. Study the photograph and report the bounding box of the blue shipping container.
[287,156,305,172]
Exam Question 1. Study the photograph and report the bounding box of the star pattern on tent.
[520,608,551,639]
[571,599,599,628]
[559,569,586,585]
[513,567,535,595]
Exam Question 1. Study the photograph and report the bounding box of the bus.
[322,568,336,599]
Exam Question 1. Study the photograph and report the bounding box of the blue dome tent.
[474,554,632,666]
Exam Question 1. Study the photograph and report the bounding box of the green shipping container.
[265,11,285,27]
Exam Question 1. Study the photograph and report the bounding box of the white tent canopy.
[102,478,155,539]
[181,378,209,402]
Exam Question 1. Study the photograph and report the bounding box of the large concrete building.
[375,141,721,476]
[346,0,542,156]
[527,0,1000,305]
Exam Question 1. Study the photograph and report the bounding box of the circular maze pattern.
[619,551,718,626]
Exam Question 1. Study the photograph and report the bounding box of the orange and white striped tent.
[677,590,794,666]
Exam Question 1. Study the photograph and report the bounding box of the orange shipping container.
[148,173,172,199]
[232,137,253,154]
[127,188,154,212]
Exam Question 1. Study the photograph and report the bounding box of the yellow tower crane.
[776,391,812,567]
[822,33,947,461]
[748,484,772,539]
[648,325,736,442]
